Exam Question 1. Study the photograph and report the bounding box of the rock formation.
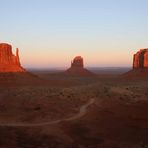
[124,48,148,78]
[71,56,84,68]
[66,56,95,76]
[133,48,148,69]
[0,43,25,72]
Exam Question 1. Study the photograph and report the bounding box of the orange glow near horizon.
[1,0,148,68]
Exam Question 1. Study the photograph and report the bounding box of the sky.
[0,0,148,68]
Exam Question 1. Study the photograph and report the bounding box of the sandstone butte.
[66,56,95,76]
[71,56,84,68]
[124,48,148,78]
[133,48,148,69]
[0,43,25,72]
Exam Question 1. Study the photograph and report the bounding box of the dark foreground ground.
[0,68,148,148]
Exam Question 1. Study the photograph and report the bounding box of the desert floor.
[0,69,148,147]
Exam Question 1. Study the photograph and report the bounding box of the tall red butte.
[66,56,95,76]
[124,48,148,78]
[133,48,148,69]
[0,43,25,72]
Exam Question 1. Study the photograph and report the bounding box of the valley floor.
[0,72,148,147]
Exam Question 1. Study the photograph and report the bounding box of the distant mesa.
[66,56,95,76]
[133,48,148,69]
[125,48,148,78]
[71,56,84,68]
[0,43,25,72]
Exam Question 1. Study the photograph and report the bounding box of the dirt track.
[0,98,95,127]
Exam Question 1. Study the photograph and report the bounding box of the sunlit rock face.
[133,49,148,69]
[0,43,25,72]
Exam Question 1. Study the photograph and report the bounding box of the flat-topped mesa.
[0,43,25,72]
[71,56,84,68]
[133,48,148,69]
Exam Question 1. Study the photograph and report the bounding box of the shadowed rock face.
[66,56,95,76]
[71,56,84,68]
[133,49,148,69]
[0,43,25,72]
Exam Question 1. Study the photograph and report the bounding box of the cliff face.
[71,56,84,68]
[133,49,148,69]
[0,43,25,72]
[66,56,95,76]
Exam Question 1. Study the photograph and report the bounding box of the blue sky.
[0,0,148,68]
